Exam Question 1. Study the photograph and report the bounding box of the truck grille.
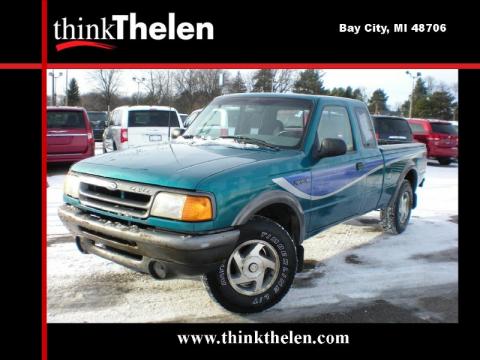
[77,174,161,219]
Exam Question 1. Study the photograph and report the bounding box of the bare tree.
[243,71,256,92]
[197,70,225,97]
[272,70,296,93]
[89,70,122,111]
[140,70,175,105]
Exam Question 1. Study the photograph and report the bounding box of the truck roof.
[217,92,367,105]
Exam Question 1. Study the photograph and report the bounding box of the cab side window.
[355,106,376,148]
[317,106,354,151]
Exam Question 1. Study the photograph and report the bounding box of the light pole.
[48,70,63,106]
[65,69,69,106]
[132,76,146,105]
[406,71,421,118]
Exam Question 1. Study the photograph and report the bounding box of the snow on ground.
[47,159,458,323]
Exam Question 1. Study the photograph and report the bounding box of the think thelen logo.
[53,13,214,51]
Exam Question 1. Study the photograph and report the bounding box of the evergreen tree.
[227,72,247,93]
[329,86,365,100]
[329,87,346,97]
[352,88,365,101]
[368,89,389,114]
[293,70,327,94]
[67,78,80,106]
[413,78,428,99]
[401,78,456,119]
[425,91,456,119]
[252,69,274,92]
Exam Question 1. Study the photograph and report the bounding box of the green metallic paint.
[67,94,426,238]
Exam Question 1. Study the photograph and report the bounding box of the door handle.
[356,162,365,171]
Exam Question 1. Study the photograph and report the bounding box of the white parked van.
[103,106,183,152]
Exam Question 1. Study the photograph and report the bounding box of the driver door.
[308,104,365,233]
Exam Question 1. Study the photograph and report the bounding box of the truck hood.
[71,142,279,190]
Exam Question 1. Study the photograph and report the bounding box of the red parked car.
[47,107,95,163]
[407,118,458,165]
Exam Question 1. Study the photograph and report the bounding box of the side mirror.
[171,128,186,139]
[315,138,347,159]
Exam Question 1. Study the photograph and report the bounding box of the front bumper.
[58,204,239,278]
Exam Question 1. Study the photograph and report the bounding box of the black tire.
[380,180,413,235]
[203,216,297,313]
[437,158,452,166]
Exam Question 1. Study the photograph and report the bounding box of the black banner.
[47,1,480,63]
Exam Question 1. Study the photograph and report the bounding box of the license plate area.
[149,135,162,142]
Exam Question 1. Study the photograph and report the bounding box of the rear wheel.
[203,216,297,313]
[437,157,452,166]
[380,180,413,234]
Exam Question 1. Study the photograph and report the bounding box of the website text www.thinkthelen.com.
[178,331,350,345]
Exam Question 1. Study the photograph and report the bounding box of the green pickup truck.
[59,93,427,313]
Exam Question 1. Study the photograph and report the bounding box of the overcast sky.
[47,69,458,108]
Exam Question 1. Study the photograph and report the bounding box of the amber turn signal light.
[181,196,213,221]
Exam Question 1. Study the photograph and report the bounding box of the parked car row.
[372,115,458,165]
[47,104,458,166]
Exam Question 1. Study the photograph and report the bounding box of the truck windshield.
[183,97,313,148]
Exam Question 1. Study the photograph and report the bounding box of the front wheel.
[380,180,413,234]
[203,216,297,313]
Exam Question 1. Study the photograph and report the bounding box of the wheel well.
[255,203,301,245]
[404,169,418,192]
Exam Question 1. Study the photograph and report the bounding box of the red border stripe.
[41,0,47,360]
[45,63,480,69]
[0,63,41,69]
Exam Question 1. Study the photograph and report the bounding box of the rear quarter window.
[355,107,376,148]
[47,111,85,129]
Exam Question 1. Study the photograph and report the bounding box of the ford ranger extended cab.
[58,94,427,313]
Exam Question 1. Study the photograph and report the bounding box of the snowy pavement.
[47,155,458,323]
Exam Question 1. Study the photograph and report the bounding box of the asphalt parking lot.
[47,143,458,323]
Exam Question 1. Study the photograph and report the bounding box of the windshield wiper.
[219,136,280,150]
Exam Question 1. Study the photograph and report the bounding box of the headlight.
[150,192,213,221]
[64,173,80,198]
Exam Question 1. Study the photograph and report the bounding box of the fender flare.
[389,164,418,209]
[232,190,306,243]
